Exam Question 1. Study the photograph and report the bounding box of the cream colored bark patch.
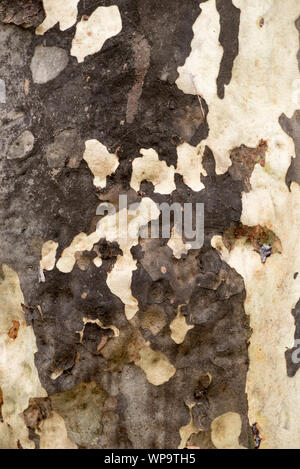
[170,310,194,345]
[101,198,160,320]
[131,144,206,195]
[177,0,300,174]
[176,142,207,192]
[107,253,138,321]
[40,240,58,271]
[36,0,80,35]
[130,148,176,194]
[211,412,245,449]
[56,232,99,273]
[0,265,47,449]
[176,0,222,105]
[71,6,122,63]
[167,226,191,259]
[93,256,102,268]
[38,411,77,449]
[178,403,200,449]
[83,139,119,189]
[135,345,176,386]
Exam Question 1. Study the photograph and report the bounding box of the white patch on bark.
[0,265,47,449]
[176,0,222,105]
[56,232,99,274]
[71,6,122,63]
[176,142,207,192]
[104,198,160,320]
[130,148,176,194]
[77,318,119,343]
[83,139,119,189]
[40,240,59,272]
[167,226,191,260]
[131,144,207,194]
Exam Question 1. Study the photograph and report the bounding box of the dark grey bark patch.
[0,0,45,28]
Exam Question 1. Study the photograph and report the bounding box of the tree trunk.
[0,0,299,450]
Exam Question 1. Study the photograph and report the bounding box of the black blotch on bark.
[216,0,240,99]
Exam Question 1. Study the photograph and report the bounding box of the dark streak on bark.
[0,0,44,28]
[216,0,240,99]
[279,111,300,190]
[280,17,300,190]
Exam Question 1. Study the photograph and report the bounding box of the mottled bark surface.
[0,0,300,450]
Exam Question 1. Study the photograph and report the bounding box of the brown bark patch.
[7,320,20,340]
[229,139,268,191]
[223,223,282,255]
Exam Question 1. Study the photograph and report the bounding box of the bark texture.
[0,0,299,450]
